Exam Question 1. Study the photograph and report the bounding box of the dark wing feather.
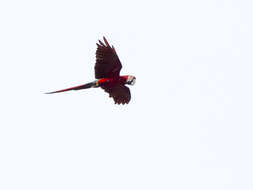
[101,84,131,104]
[95,37,122,79]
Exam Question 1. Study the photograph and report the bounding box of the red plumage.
[46,37,136,105]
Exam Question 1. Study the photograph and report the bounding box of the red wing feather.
[103,36,110,47]
[95,37,122,79]
[101,84,131,104]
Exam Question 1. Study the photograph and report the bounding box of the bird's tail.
[45,81,98,94]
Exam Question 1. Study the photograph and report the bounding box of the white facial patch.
[131,78,136,85]
[127,76,136,85]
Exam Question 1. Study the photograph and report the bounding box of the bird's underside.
[46,37,135,105]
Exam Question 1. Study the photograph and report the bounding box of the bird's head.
[126,75,136,86]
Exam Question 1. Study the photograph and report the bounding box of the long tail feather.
[45,82,95,94]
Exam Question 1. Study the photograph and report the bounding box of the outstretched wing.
[95,37,122,79]
[101,84,131,104]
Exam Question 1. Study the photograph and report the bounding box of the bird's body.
[46,37,136,104]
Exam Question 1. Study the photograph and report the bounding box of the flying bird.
[46,37,136,104]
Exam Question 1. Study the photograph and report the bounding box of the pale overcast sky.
[0,0,253,189]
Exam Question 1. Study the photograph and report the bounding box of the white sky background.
[0,0,253,189]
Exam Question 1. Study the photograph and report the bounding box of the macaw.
[46,37,136,104]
